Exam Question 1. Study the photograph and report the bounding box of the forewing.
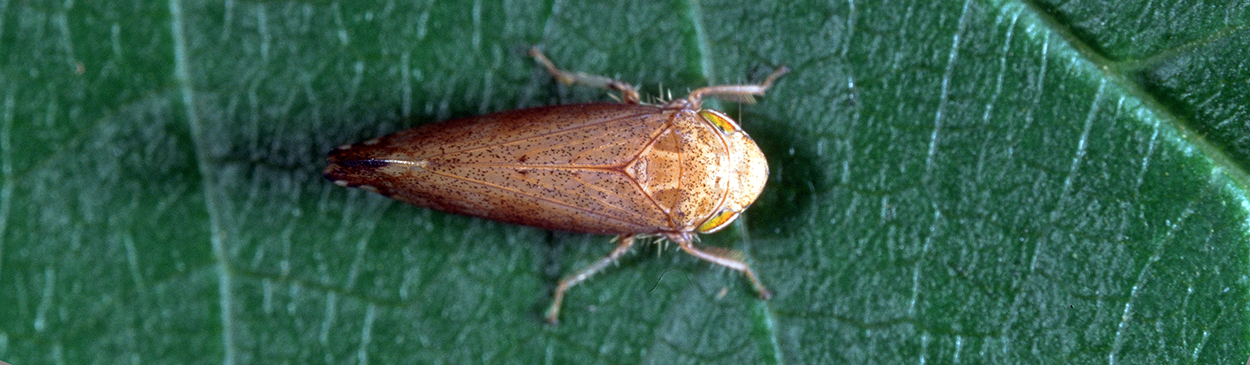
[325,103,677,234]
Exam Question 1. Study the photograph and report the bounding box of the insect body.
[324,48,787,323]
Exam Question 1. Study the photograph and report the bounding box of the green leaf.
[2,0,1247,363]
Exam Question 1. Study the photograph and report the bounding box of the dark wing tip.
[325,143,394,186]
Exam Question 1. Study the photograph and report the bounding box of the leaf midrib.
[166,0,238,362]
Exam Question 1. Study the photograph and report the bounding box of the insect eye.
[698,109,742,134]
[696,209,742,233]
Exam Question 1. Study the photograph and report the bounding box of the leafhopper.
[325,48,787,323]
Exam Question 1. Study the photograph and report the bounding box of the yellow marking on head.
[698,109,742,134]
[697,209,741,233]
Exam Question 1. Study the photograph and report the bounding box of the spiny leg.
[674,237,772,300]
[546,234,637,324]
[682,66,790,110]
[529,46,642,104]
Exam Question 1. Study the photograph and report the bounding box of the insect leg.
[529,46,642,104]
[674,238,773,300]
[546,234,638,324]
[683,66,789,110]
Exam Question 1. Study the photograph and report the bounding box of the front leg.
[670,234,772,300]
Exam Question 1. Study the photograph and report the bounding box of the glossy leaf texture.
[1,0,1247,364]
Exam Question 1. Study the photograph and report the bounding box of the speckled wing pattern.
[324,103,684,235]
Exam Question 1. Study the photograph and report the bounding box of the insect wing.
[325,103,678,234]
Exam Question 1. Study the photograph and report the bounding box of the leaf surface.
[2,0,1247,363]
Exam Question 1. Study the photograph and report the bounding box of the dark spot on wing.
[340,159,390,168]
